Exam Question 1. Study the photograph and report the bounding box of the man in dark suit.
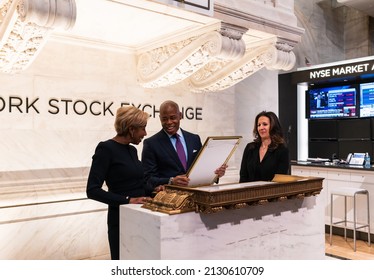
[142,100,226,190]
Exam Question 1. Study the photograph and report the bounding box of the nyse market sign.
[292,59,374,84]
[309,62,374,80]
[0,96,203,120]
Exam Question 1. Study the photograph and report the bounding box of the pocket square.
[193,150,198,153]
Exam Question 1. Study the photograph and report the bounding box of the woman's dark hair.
[252,111,286,150]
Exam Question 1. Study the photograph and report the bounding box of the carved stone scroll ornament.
[0,0,76,73]
[263,43,296,71]
[187,43,296,93]
[187,44,271,93]
[137,31,246,88]
[137,29,296,92]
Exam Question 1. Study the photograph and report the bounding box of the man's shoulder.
[144,130,166,143]
[181,129,199,138]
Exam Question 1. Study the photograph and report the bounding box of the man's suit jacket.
[142,129,202,190]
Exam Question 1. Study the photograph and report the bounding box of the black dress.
[86,139,150,260]
[239,142,289,182]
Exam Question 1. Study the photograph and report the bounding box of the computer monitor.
[338,118,371,140]
[308,120,338,139]
[306,84,358,119]
[308,140,338,159]
[338,140,372,160]
[359,81,374,117]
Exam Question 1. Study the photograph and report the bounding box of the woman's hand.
[154,185,165,192]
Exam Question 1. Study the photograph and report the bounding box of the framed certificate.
[186,136,242,187]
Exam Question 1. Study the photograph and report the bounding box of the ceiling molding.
[0,0,301,92]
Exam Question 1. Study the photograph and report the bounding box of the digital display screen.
[359,82,374,117]
[307,85,357,119]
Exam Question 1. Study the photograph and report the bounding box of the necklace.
[261,141,271,151]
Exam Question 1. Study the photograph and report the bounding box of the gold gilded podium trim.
[143,189,195,214]
[142,174,324,214]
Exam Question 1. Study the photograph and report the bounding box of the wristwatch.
[168,177,174,185]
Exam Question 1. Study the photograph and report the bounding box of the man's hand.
[172,175,190,186]
[215,164,228,178]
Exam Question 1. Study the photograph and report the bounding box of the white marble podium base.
[120,196,325,260]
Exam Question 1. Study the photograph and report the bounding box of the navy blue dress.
[86,139,150,260]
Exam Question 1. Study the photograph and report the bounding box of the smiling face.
[257,116,271,141]
[159,104,182,135]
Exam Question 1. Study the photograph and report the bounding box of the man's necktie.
[174,134,187,170]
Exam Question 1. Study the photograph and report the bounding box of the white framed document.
[186,136,242,187]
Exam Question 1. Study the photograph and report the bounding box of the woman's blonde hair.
[114,106,149,136]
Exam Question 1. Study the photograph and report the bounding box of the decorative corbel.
[188,42,296,93]
[137,30,246,88]
[0,0,76,73]
[137,20,296,92]
[263,42,296,71]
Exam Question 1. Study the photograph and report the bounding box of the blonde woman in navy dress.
[87,106,151,260]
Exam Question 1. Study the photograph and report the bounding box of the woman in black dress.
[240,111,289,183]
[86,106,151,260]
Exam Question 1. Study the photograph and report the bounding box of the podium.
[120,190,325,259]
[120,175,325,259]
[120,137,325,259]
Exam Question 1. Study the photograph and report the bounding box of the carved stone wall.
[293,0,374,69]
[0,0,76,73]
